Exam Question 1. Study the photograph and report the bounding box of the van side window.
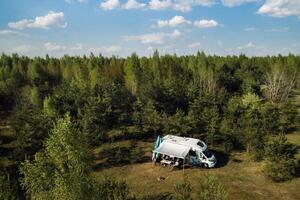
[189,150,197,157]
[199,153,204,159]
[197,141,204,147]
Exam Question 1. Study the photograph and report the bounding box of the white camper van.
[152,135,217,168]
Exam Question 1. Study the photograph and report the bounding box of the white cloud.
[258,0,300,18]
[193,0,216,6]
[291,43,300,47]
[149,0,215,12]
[194,19,219,28]
[0,30,18,35]
[99,0,215,12]
[71,43,83,50]
[188,42,201,49]
[244,27,259,31]
[123,29,182,44]
[172,0,215,12]
[238,42,264,50]
[100,0,121,10]
[218,40,223,47]
[0,29,28,37]
[171,29,182,37]
[266,27,289,32]
[65,0,88,3]
[172,3,193,12]
[123,0,146,9]
[8,11,67,30]
[9,45,35,54]
[89,45,122,54]
[245,42,256,48]
[105,45,122,53]
[156,16,191,28]
[100,0,146,10]
[244,27,289,32]
[44,42,67,51]
[221,0,257,7]
[149,0,173,10]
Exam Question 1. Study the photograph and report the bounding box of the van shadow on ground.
[211,149,230,168]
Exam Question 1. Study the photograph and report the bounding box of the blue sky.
[0,0,299,57]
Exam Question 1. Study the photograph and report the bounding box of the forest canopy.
[0,52,299,199]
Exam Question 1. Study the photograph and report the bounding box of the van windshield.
[203,149,212,158]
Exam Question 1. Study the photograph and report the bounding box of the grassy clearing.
[92,138,300,200]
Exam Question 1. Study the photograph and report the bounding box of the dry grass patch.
[92,141,300,200]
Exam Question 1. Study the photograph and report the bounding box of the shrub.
[97,176,131,200]
[263,160,298,182]
[0,171,18,200]
[130,146,144,164]
[263,134,298,182]
[197,174,227,200]
[172,178,192,200]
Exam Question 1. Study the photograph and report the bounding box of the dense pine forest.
[0,52,299,200]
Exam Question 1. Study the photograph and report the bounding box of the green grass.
[287,133,300,145]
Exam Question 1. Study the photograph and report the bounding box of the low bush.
[263,160,298,182]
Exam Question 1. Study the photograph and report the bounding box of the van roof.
[162,135,207,151]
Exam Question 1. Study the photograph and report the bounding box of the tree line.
[0,52,299,199]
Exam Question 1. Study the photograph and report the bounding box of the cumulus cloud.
[188,42,201,49]
[8,45,35,54]
[194,19,219,28]
[100,0,146,10]
[244,27,259,31]
[71,43,83,50]
[156,16,191,28]
[8,11,67,30]
[100,0,121,10]
[149,0,173,10]
[44,42,67,51]
[99,0,215,11]
[244,27,289,32]
[172,3,193,12]
[175,0,216,11]
[266,27,289,32]
[237,42,264,50]
[221,0,257,7]
[65,0,88,3]
[0,29,28,37]
[123,29,182,44]
[89,45,122,54]
[149,0,215,12]
[257,0,300,18]
[123,0,146,9]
